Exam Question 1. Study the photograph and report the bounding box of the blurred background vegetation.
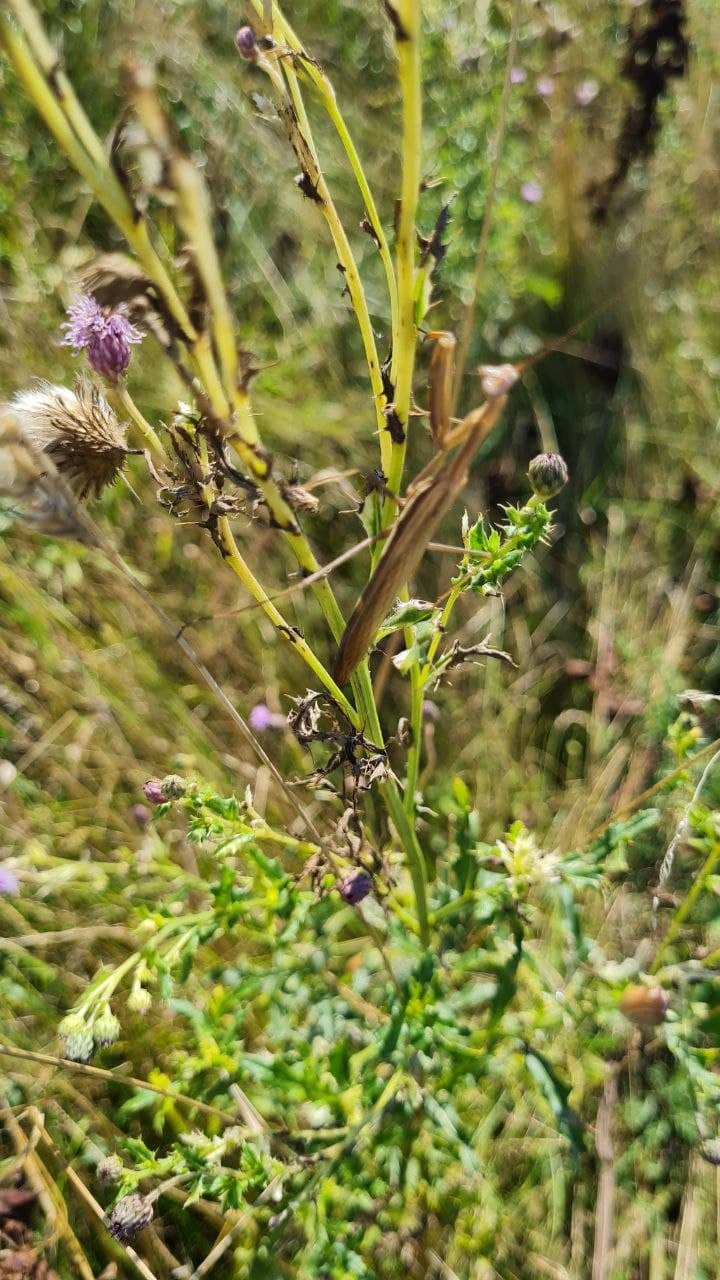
[1,0,720,1276]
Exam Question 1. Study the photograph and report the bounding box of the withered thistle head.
[10,380,130,498]
[105,1193,154,1242]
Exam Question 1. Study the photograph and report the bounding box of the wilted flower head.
[528,452,569,499]
[0,867,18,894]
[9,380,129,498]
[62,296,143,381]
[339,869,373,905]
[105,1193,154,1242]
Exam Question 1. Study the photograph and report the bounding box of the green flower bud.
[97,1154,124,1184]
[528,452,569,499]
[63,1029,95,1063]
[105,1193,153,1242]
[58,1012,85,1039]
[93,1006,121,1047]
[160,774,187,799]
[127,987,152,1015]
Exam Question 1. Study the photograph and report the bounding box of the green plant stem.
[651,839,720,974]
[112,384,165,456]
[259,54,391,477]
[384,0,422,519]
[248,0,399,348]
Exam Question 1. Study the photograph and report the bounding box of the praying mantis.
[332,331,520,686]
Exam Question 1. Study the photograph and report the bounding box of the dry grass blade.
[333,395,507,685]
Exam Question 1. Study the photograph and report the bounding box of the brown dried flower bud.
[619,984,670,1027]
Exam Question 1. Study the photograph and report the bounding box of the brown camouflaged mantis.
[333,335,519,686]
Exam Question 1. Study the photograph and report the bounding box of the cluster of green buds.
[58,1002,121,1063]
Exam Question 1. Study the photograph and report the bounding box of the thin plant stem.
[112,383,165,456]
[384,0,422,516]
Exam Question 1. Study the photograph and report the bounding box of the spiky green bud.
[93,1006,121,1047]
[528,452,568,500]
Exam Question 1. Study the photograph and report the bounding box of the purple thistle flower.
[509,66,526,85]
[249,703,285,731]
[521,181,544,204]
[235,26,258,61]
[143,779,165,806]
[0,867,19,894]
[536,76,555,98]
[62,296,143,382]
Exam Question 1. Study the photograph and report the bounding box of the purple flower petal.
[521,181,544,204]
[61,296,143,382]
[0,868,19,895]
[249,704,275,731]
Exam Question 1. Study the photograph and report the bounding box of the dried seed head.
[97,1154,124,1184]
[479,364,519,400]
[528,451,569,499]
[235,25,258,60]
[619,984,670,1027]
[9,381,129,499]
[339,869,373,904]
[105,1194,154,1243]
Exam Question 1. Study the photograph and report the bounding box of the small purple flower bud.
[575,79,599,106]
[61,296,143,383]
[536,76,555,98]
[235,25,258,61]
[130,803,151,828]
[249,703,285,731]
[0,868,19,894]
[105,1193,154,1242]
[143,779,165,805]
[521,181,544,204]
[528,452,569,499]
[339,869,373,905]
[509,66,526,84]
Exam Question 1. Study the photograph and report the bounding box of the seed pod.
[619,984,669,1027]
[105,1194,153,1243]
[528,452,569,500]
